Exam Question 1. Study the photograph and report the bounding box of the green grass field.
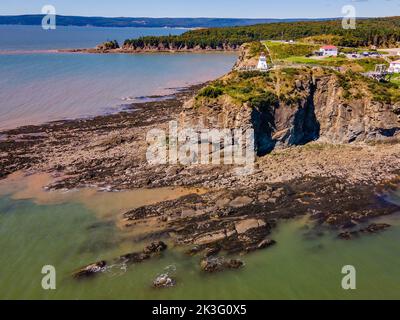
[262,41,319,60]
[390,73,400,86]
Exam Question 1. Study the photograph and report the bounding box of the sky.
[0,0,399,19]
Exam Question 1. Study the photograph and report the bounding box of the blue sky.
[0,0,399,18]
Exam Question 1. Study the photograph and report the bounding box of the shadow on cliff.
[252,85,320,156]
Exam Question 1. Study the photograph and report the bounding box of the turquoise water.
[0,187,399,300]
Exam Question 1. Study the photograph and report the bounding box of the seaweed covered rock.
[72,261,107,279]
[152,274,176,288]
[143,241,168,254]
[200,257,244,273]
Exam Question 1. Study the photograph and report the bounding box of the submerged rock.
[338,223,391,240]
[186,245,203,256]
[245,238,276,253]
[118,252,150,264]
[338,231,354,240]
[203,246,221,258]
[143,241,168,254]
[119,241,167,263]
[360,223,390,234]
[200,257,244,273]
[73,241,168,280]
[72,261,107,279]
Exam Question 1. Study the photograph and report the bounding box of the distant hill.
[0,15,334,28]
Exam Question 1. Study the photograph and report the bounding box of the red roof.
[321,45,337,50]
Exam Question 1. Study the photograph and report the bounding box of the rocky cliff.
[183,46,400,155]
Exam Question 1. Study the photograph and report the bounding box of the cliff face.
[310,75,400,144]
[184,48,400,155]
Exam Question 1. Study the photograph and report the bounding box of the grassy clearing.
[262,41,319,60]
[390,73,400,86]
[284,55,388,72]
[285,56,348,66]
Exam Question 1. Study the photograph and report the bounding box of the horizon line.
[0,13,396,20]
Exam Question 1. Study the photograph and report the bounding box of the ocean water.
[0,25,187,51]
[0,173,399,300]
[1,25,399,300]
[0,25,236,130]
[0,52,236,130]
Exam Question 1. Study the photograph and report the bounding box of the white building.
[388,60,400,73]
[319,45,338,57]
[257,53,269,71]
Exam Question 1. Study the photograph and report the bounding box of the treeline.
[124,17,400,49]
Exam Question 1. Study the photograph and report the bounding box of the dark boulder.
[338,223,390,240]
[143,241,168,254]
[119,252,150,264]
[360,223,390,234]
[200,257,244,273]
[203,246,221,258]
[338,231,354,240]
[245,238,276,252]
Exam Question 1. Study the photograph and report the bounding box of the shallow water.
[0,173,399,300]
[0,25,188,51]
[0,25,237,130]
[0,52,236,130]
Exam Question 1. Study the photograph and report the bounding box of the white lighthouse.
[257,53,269,71]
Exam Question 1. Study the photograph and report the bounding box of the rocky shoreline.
[1,73,400,279]
[58,46,239,54]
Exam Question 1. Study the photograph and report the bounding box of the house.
[319,45,338,57]
[388,60,400,73]
[257,53,269,71]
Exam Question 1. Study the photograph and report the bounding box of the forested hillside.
[124,17,400,49]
